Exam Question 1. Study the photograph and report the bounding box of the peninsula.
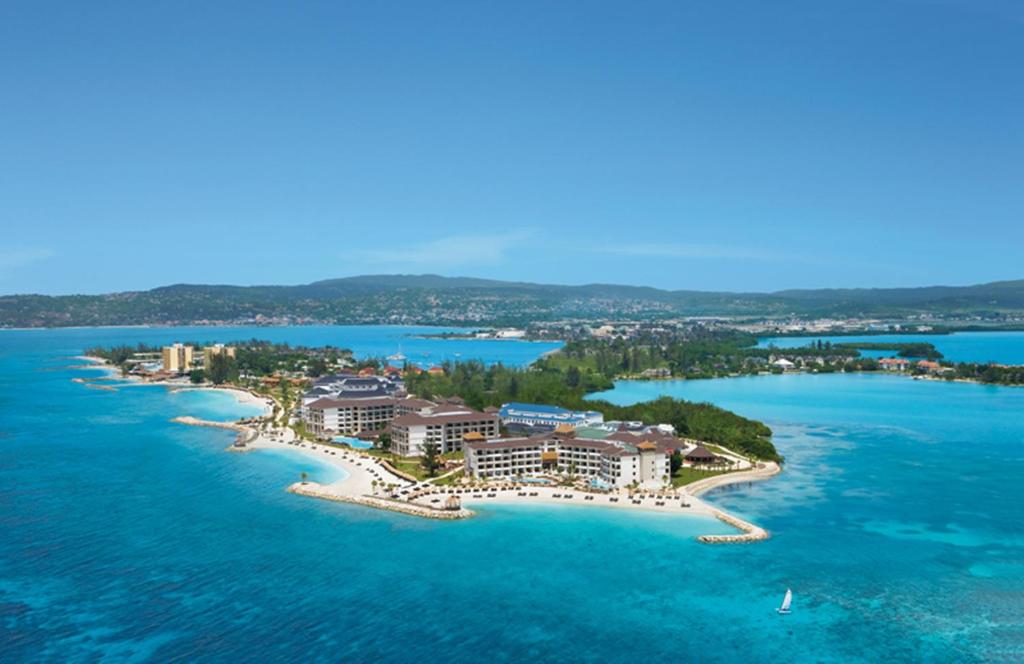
[81,337,782,542]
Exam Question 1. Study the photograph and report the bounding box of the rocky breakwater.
[287,482,475,520]
[686,462,781,544]
[170,416,257,450]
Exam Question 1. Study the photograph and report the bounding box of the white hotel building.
[464,430,671,490]
[390,405,500,457]
[304,396,435,437]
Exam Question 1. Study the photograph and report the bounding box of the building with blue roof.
[499,402,604,430]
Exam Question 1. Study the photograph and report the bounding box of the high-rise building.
[162,344,195,373]
[204,344,236,367]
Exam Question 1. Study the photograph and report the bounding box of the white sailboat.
[387,345,406,362]
[776,588,793,615]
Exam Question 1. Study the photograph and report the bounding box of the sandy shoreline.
[245,431,776,540]
[172,386,274,415]
[70,358,776,540]
[75,356,275,415]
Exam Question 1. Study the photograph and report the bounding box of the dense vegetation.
[939,362,1024,385]
[538,331,862,380]
[10,275,1024,327]
[403,360,780,462]
[835,342,943,359]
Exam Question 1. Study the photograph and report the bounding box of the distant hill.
[2,275,1024,328]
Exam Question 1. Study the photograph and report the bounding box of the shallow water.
[2,330,1022,661]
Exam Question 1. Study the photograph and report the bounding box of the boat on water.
[387,346,406,362]
[777,588,793,615]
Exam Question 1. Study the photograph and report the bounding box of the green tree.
[308,357,328,377]
[188,369,206,384]
[421,442,442,477]
[207,353,238,385]
[670,450,683,476]
[566,365,581,388]
[376,432,392,452]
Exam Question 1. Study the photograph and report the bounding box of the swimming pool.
[332,436,373,450]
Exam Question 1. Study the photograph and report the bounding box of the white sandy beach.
[247,429,778,540]
[174,386,275,416]
[70,359,776,540]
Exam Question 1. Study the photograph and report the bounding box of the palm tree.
[371,479,379,494]
[300,471,308,485]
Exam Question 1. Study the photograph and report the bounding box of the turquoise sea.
[3,328,1023,661]
[758,330,1024,363]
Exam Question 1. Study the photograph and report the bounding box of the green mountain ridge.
[3,275,1024,328]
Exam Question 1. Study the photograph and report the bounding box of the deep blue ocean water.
[3,328,1023,662]
[758,330,1024,363]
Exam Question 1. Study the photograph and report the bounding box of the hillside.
[2,275,1024,328]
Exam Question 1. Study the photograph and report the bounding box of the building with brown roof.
[390,406,500,456]
[684,445,718,464]
[464,433,670,489]
[304,396,399,437]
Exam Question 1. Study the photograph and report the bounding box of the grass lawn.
[365,449,463,481]
[433,469,465,486]
[671,467,730,488]
[365,450,430,480]
[704,443,738,458]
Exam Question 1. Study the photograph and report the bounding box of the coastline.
[171,385,274,415]
[245,430,776,541]
[610,368,1024,389]
[72,355,774,541]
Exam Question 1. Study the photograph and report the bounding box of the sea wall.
[688,462,780,543]
[288,482,474,520]
[698,509,769,544]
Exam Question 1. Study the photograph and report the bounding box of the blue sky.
[1,1,1022,295]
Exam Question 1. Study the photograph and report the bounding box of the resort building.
[464,428,671,489]
[879,358,910,371]
[203,344,236,367]
[390,405,500,456]
[771,358,797,371]
[161,344,195,374]
[304,397,398,437]
[302,374,402,407]
[499,402,604,430]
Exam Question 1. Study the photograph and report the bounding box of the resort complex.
[84,339,776,528]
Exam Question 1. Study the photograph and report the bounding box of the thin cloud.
[0,247,56,269]
[351,232,533,269]
[588,242,778,261]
